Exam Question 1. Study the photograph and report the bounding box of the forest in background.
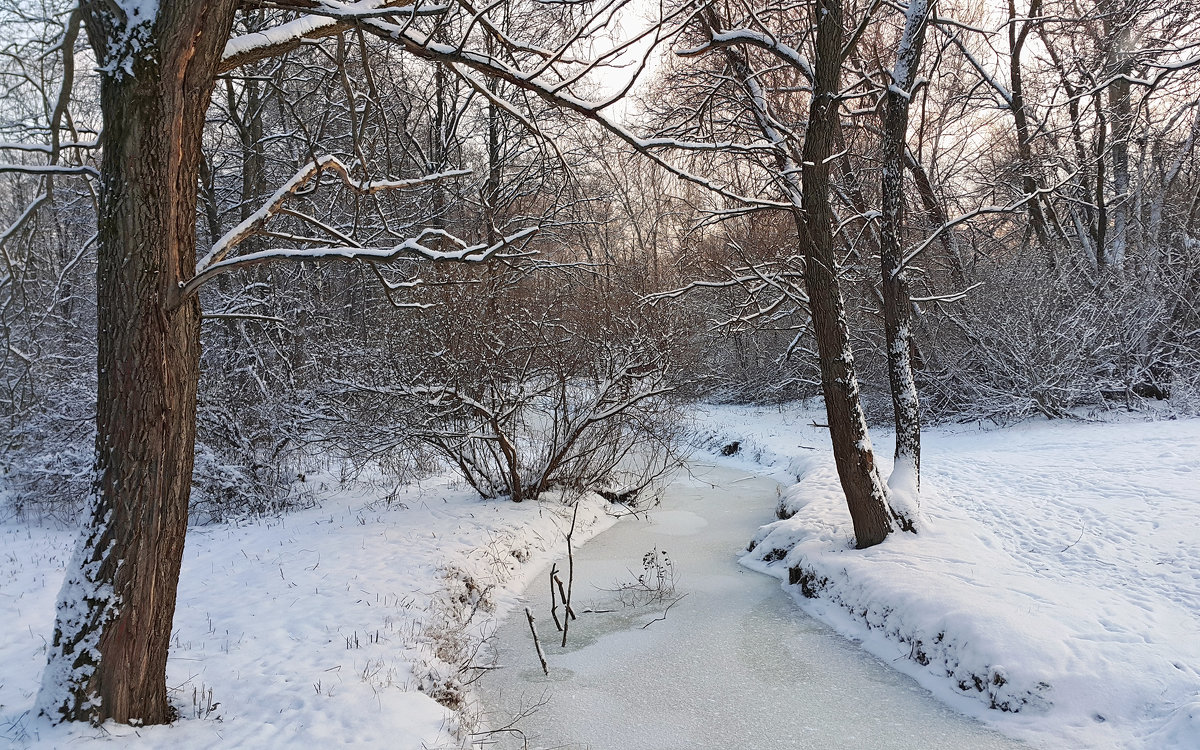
[3,0,1196,524]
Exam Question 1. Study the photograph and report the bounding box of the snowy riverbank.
[3,405,1197,749]
[695,402,1200,749]
[0,475,615,748]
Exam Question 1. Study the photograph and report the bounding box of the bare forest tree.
[601,0,926,544]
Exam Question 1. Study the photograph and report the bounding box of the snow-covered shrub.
[0,180,97,522]
[189,434,317,525]
[354,343,687,504]
[322,264,694,504]
[0,410,93,523]
[919,254,1199,422]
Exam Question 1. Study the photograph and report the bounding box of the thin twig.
[553,574,576,620]
[640,594,689,630]
[549,563,563,631]
[1061,527,1085,552]
[561,504,580,647]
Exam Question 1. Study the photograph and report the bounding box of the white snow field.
[697,404,1200,749]
[0,476,615,748]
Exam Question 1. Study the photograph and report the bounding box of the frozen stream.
[477,463,1027,750]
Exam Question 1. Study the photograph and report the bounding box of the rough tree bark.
[880,0,933,497]
[797,0,904,548]
[37,2,240,725]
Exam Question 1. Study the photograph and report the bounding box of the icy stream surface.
[478,463,1028,749]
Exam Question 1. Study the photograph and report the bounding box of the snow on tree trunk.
[798,0,897,549]
[879,0,931,520]
[37,1,239,725]
[1106,58,1133,274]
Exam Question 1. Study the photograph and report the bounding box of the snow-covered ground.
[0,475,614,748]
[3,405,1197,749]
[695,403,1200,749]
[479,461,1026,750]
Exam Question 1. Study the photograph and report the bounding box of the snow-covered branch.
[0,140,98,153]
[910,282,983,304]
[180,227,536,300]
[219,1,449,73]
[0,163,98,178]
[677,28,814,82]
[898,172,1074,272]
[195,155,469,273]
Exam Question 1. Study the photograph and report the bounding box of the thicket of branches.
[646,0,1200,423]
[2,0,1199,524]
[0,2,702,521]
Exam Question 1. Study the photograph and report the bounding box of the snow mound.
[702,405,1200,749]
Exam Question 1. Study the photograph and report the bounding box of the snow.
[36,496,121,723]
[4,406,1197,748]
[888,0,928,93]
[101,1,159,77]
[1,473,614,748]
[695,403,1200,749]
[885,455,920,517]
[479,462,1024,749]
[222,1,383,63]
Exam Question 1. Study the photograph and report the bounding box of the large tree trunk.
[38,2,238,725]
[880,0,932,498]
[797,0,901,549]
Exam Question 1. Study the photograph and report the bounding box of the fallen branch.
[525,607,549,676]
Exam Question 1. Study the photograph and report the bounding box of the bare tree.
[637,0,916,544]
[33,0,567,725]
[36,3,243,724]
[880,0,934,495]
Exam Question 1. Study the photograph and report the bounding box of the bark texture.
[797,0,895,548]
[880,0,932,495]
[38,2,239,725]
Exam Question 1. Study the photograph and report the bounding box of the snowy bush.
[341,351,687,504]
[919,254,1200,422]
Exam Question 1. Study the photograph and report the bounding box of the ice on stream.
[478,464,1026,750]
